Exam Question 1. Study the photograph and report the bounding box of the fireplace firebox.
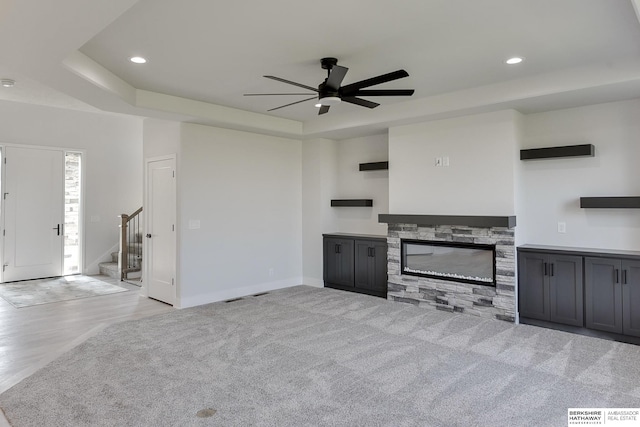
[401,239,496,286]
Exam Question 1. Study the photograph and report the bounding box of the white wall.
[0,100,143,274]
[301,138,338,286]
[178,123,303,307]
[143,118,180,159]
[388,110,519,215]
[334,134,389,235]
[519,99,640,250]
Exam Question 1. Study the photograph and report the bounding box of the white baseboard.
[301,277,324,288]
[176,277,305,309]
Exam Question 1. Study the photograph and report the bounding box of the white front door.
[3,146,64,282]
[145,157,176,305]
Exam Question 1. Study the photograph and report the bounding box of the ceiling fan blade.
[244,93,316,96]
[318,105,330,115]
[340,70,409,94]
[325,65,348,91]
[267,96,317,112]
[264,76,318,92]
[342,97,380,109]
[349,89,415,97]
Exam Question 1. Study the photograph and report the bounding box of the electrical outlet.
[443,156,450,167]
[269,268,274,277]
[557,222,566,233]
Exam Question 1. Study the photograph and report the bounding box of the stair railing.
[119,207,143,281]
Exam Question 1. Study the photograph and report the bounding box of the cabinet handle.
[615,269,619,284]
[335,244,340,254]
[371,247,375,258]
[544,262,548,276]
[550,263,554,277]
[622,269,627,285]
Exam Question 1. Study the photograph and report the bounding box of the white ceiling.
[2,0,640,139]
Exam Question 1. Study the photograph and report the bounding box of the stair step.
[98,262,120,279]
[99,262,142,280]
[111,252,142,264]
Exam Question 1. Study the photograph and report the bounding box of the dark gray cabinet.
[323,237,354,288]
[622,260,640,337]
[585,257,622,334]
[323,234,387,298]
[518,251,583,327]
[518,245,640,343]
[355,240,387,294]
[585,258,640,337]
[518,252,548,321]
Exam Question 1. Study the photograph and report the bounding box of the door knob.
[146,233,152,238]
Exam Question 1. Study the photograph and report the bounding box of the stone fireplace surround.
[379,214,516,322]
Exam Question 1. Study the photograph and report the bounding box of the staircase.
[99,235,142,281]
[99,207,143,284]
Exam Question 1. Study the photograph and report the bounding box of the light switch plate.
[557,222,566,233]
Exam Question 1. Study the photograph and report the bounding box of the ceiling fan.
[244,57,415,115]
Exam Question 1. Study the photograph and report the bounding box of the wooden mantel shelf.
[378,214,516,228]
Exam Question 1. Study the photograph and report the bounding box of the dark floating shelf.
[520,144,594,160]
[379,214,516,228]
[331,199,373,207]
[580,197,640,209]
[359,161,389,171]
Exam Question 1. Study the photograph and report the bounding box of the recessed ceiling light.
[506,57,524,65]
[130,56,147,64]
[1,78,15,88]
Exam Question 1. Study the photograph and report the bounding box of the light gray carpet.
[0,276,129,308]
[1,285,639,426]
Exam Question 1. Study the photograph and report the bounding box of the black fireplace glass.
[401,239,496,286]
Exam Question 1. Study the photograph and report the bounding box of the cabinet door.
[549,255,584,327]
[354,240,388,293]
[518,252,549,321]
[354,241,374,290]
[622,260,640,337]
[371,241,388,294]
[324,238,354,287]
[585,257,622,334]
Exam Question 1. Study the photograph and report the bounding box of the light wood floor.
[0,275,174,425]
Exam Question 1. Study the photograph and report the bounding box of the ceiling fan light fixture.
[318,96,341,106]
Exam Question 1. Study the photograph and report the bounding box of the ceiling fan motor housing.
[320,57,338,70]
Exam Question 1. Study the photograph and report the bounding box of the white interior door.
[145,157,176,305]
[3,146,64,282]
